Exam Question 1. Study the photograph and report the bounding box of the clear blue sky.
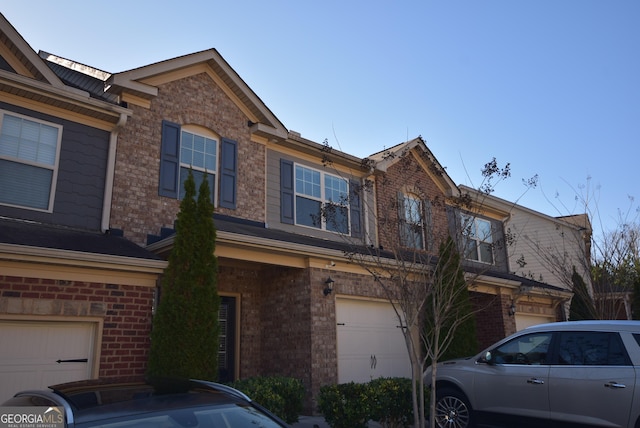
[3,1,639,235]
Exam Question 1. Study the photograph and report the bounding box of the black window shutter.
[159,120,181,198]
[219,138,238,209]
[280,159,294,224]
[349,179,362,238]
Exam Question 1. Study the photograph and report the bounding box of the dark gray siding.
[0,102,109,231]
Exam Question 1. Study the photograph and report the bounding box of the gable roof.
[0,13,131,130]
[0,13,65,87]
[369,137,459,197]
[105,49,288,141]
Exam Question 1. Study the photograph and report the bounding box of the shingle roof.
[0,217,162,260]
[153,214,567,294]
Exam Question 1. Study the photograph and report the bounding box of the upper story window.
[159,121,237,208]
[179,129,217,200]
[461,214,494,264]
[0,111,62,212]
[398,192,434,250]
[295,164,349,233]
[401,193,425,249]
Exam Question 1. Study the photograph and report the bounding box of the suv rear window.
[557,331,631,366]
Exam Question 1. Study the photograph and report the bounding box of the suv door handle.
[604,381,626,389]
[526,378,545,385]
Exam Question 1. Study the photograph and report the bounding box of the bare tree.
[511,175,640,320]
[320,140,516,428]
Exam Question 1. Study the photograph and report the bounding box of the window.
[557,332,631,366]
[490,332,552,365]
[0,111,61,211]
[400,193,428,249]
[159,121,237,208]
[179,129,217,200]
[461,214,493,263]
[295,164,349,233]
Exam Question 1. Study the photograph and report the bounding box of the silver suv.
[425,320,640,428]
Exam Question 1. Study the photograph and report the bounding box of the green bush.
[318,382,371,428]
[319,378,428,428]
[229,376,304,424]
[368,377,415,428]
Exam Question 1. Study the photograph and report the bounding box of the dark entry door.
[218,296,236,382]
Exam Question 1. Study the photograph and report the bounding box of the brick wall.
[0,275,154,378]
[110,73,266,245]
[374,151,450,252]
[473,292,515,350]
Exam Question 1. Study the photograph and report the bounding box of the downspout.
[101,113,128,233]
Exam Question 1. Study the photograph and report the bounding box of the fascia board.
[0,243,167,273]
[1,69,132,122]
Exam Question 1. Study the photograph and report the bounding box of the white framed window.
[295,164,349,233]
[179,127,217,201]
[401,193,425,249]
[0,111,62,211]
[461,214,494,264]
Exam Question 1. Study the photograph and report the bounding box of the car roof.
[14,377,254,426]
[523,320,640,333]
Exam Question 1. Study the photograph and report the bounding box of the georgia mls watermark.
[0,407,64,428]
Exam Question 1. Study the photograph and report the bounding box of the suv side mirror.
[479,351,494,365]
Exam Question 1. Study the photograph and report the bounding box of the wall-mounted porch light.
[323,277,335,296]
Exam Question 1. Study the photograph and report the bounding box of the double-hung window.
[0,111,61,211]
[179,129,217,201]
[461,214,494,263]
[295,164,349,233]
[401,194,425,249]
[159,121,238,209]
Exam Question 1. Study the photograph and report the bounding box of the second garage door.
[0,319,97,402]
[336,298,411,383]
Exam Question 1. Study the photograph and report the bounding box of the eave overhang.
[0,69,132,129]
[105,48,287,138]
[0,243,167,287]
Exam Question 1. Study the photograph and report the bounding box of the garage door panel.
[337,299,411,384]
[0,321,96,402]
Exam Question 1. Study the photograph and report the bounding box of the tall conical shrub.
[147,170,220,379]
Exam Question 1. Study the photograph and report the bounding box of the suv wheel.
[435,387,473,428]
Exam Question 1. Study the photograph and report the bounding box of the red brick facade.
[0,275,154,378]
[374,151,451,252]
[110,74,266,246]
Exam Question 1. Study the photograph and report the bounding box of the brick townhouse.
[0,14,166,402]
[0,13,582,411]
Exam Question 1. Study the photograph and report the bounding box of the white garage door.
[515,314,555,331]
[336,298,411,383]
[0,320,96,402]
